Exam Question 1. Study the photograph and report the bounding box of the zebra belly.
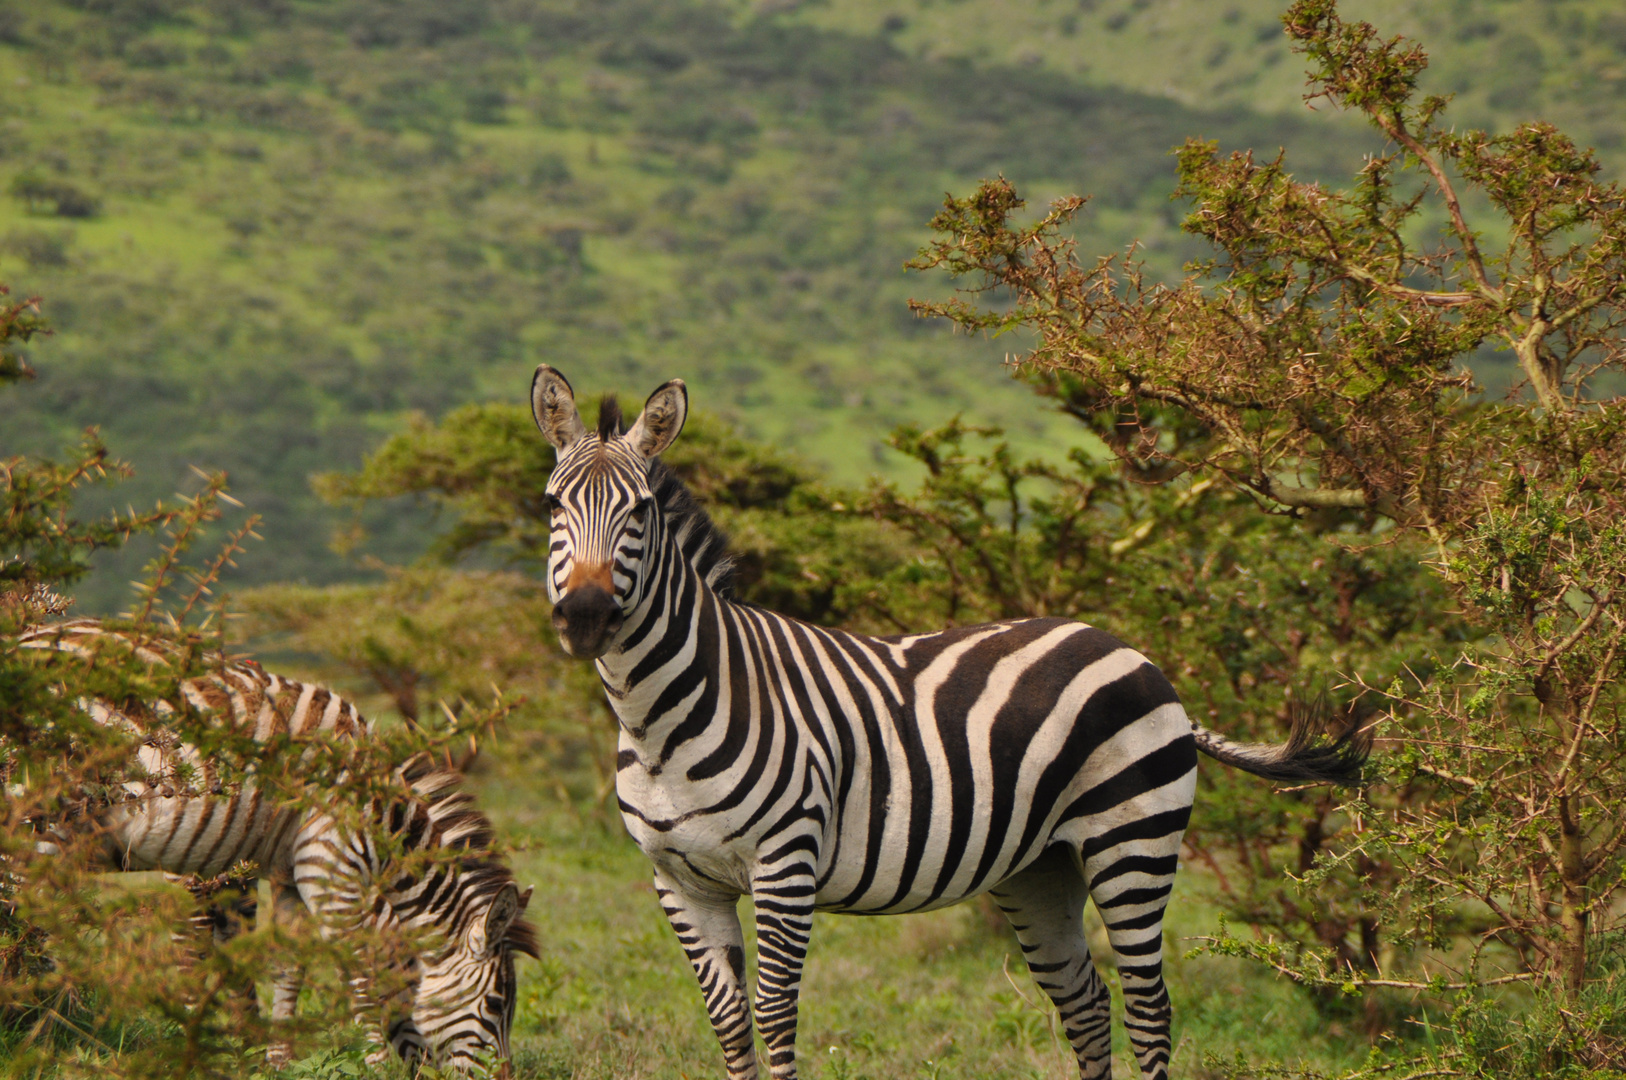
[103,790,297,879]
[622,814,757,899]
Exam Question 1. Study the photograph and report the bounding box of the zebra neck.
[593,527,730,745]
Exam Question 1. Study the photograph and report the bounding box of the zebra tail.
[1190,700,1372,787]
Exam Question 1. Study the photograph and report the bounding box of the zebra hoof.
[265,1041,293,1069]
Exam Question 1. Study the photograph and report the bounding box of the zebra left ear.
[532,365,588,451]
[624,379,687,459]
[475,883,522,956]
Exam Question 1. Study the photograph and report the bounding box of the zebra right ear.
[625,378,687,460]
[532,365,587,451]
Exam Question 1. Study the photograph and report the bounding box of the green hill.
[789,0,1626,171]
[0,0,1614,605]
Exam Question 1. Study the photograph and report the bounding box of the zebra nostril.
[552,585,625,658]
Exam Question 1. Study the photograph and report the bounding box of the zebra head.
[408,880,537,1075]
[531,364,688,659]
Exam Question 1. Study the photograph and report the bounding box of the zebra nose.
[552,584,624,658]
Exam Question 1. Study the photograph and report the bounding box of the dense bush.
[910,0,1626,1071]
[1,288,502,1078]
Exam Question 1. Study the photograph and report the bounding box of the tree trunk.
[1557,793,1589,994]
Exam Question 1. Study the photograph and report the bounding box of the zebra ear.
[532,365,587,451]
[624,379,687,459]
[475,883,522,956]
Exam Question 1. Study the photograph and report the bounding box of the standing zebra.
[16,619,538,1075]
[530,366,1368,1080]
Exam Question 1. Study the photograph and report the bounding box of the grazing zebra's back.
[530,367,1368,1080]
[15,618,538,1075]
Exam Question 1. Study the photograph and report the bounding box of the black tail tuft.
[1192,697,1372,786]
[1275,698,1373,785]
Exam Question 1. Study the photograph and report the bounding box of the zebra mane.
[398,754,541,958]
[597,394,623,439]
[647,460,735,595]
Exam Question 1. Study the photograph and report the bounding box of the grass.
[444,751,1379,1080]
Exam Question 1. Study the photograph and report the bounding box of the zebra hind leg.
[987,844,1113,1080]
[1083,818,1184,1080]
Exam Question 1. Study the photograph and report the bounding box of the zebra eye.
[544,494,563,514]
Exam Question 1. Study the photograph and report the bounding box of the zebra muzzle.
[551,583,624,658]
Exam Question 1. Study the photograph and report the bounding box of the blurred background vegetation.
[6,1,1626,1077]
[0,0,1392,604]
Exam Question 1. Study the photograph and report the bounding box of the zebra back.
[18,618,368,786]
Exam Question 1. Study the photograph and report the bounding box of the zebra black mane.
[597,395,623,439]
[398,754,541,958]
[648,460,735,596]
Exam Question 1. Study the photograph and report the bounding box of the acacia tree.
[909,0,1626,1047]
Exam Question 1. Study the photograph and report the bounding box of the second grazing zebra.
[16,619,538,1075]
[529,367,1369,1080]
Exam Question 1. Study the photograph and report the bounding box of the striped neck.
[592,500,722,743]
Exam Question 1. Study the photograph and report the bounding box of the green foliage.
[0,285,44,383]
[7,171,100,219]
[311,399,912,628]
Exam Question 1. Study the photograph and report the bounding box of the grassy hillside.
[0,0,1381,606]
[2,0,1620,607]
[788,0,1626,173]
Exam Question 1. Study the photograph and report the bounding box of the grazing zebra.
[16,619,538,1075]
[529,366,1368,1080]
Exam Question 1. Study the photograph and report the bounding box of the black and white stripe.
[17,619,538,1075]
[531,367,1367,1080]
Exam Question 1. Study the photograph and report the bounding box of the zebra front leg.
[654,869,758,1080]
[750,862,816,1080]
[989,845,1114,1080]
[268,881,306,1069]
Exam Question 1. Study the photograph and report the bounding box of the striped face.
[409,884,530,1075]
[409,946,520,1074]
[532,365,688,660]
[543,435,650,644]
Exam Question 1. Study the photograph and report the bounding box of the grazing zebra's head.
[387,764,542,1075]
[405,878,538,1075]
[532,364,689,659]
